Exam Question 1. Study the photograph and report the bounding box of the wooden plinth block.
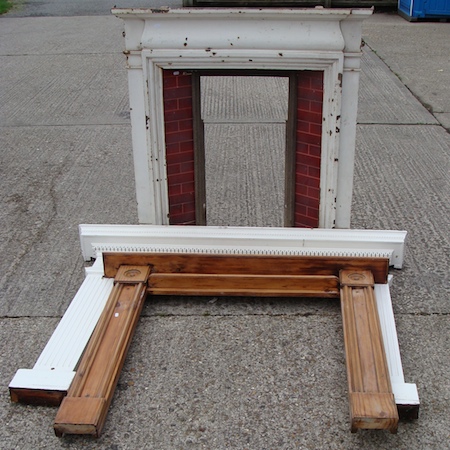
[54,397,106,436]
[54,265,150,437]
[10,387,67,407]
[350,393,398,432]
[340,270,398,433]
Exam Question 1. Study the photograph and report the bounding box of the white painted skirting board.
[79,225,406,269]
[9,258,113,395]
[375,284,420,408]
[10,225,418,411]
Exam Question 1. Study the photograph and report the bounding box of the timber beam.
[102,253,390,284]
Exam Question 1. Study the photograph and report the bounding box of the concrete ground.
[0,4,449,449]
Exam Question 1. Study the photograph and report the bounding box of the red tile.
[170,212,196,225]
[164,121,179,134]
[309,123,322,137]
[179,141,195,152]
[163,98,178,112]
[169,171,195,186]
[169,192,195,206]
[295,154,320,169]
[182,181,195,193]
[165,109,193,122]
[296,195,319,208]
[168,183,182,196]
[308,145,321,158]
[164,86,193,100]
[166,163,181,175]
[177,74,193,87]
[302,176,320,188]
[307,163,321,179]
[165,130,193,144]
[310,100,323,114]
[165,142,180,155]
[179,119,193,132]
[178,97,193,110]
[169,204,183,215]
[166,150,194,165]
[296,131,321,146]
[180,161,195,174]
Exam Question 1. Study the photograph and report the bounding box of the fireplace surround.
[8,7,421,436]
[113,7,373,228]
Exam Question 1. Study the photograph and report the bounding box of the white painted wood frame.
[10,225,418,412]
[9,259,113,399]
[375,283,420,410]
[113,8,372,228]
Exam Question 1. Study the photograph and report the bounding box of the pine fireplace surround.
[113,7,372,228]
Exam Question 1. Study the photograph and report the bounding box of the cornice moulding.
[79,225,406,268]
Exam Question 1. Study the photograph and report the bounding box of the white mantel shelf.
[79,225,407,269]
[112,7,372,16]
[112,7,373,51]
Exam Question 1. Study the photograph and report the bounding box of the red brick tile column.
[294,71,324,228]
[163,70,196,225]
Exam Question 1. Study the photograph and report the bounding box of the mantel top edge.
[112,7,373,19]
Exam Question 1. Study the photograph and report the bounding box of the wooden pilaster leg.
[340,270,399,433]
[54,265,150,437]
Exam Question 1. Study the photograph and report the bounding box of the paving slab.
[2,314,449,449]
[0,125,136,317]
[0,318,60,449]
[101,314,450,449]
[434,113,450,131]
[0,16,125,55]
[363,12,450,130]
[0,11,449,450]
[205,123,286,227]
[352,124,450,314]
[0,53,129,126]
[202,76,288,123]
[142,294,340,318]
[5,0,182,17]
[358,47,437,125]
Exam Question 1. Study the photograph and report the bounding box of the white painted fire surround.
[113,7,372,228]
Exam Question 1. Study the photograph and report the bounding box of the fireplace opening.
[201,76,288,227]
[163,69,324,228]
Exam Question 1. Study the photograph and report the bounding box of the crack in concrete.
[365,42,450,134]
[0,160,61,313]
[3,311,448,320]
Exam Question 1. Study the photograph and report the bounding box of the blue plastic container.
[398,0,450,19]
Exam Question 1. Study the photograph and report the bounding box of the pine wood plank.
[54,266,150,437]
[147,273,339,297]
[340,270,398,433]
[103,253,389,284]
